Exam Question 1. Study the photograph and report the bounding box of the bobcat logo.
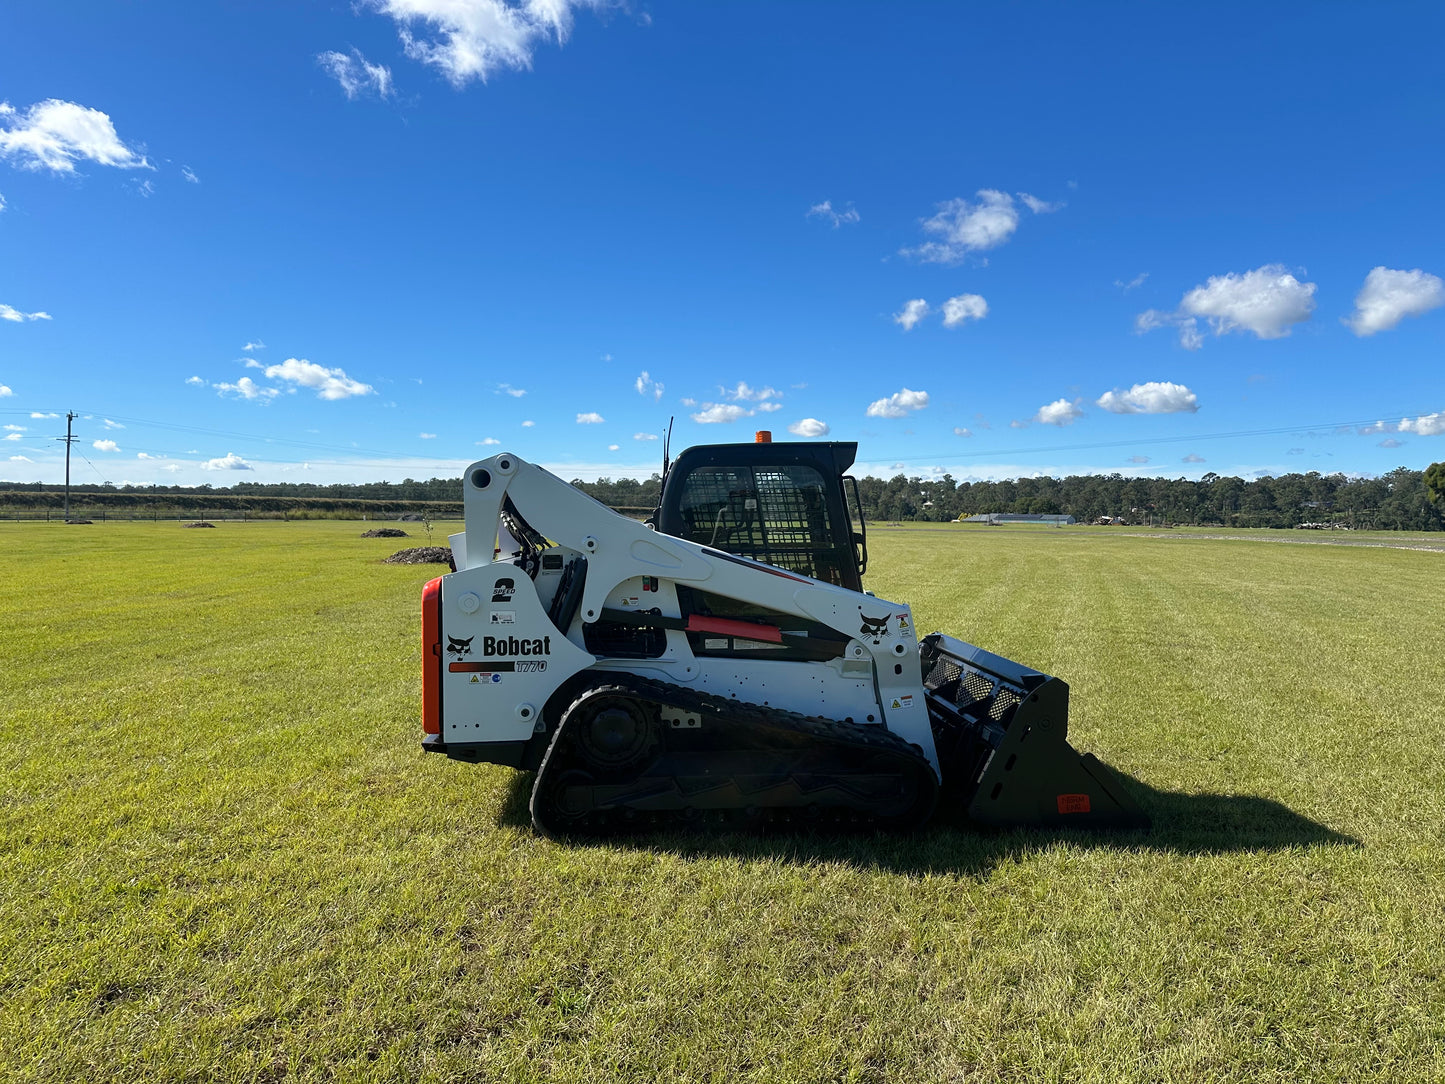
[859,613,892,644]
[446,635,475,658]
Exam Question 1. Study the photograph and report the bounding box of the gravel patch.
[385,546,455,568]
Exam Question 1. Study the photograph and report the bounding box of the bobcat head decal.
[859,613,892,644]
[446,635,475,658]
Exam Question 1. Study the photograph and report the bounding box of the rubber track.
[530,672,939,838]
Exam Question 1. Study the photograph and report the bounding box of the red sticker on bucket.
[1057,794,1091,814]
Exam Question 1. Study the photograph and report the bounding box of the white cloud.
[608,443,620,451]
[181,166,199,183]
[318,48,395,99]
[496,383,526,397]
[132,178,155,198]
[680,397,696,407]
[3,424,22,431]
[787,418,830,438]
[866,388,929,419]
[1182,454,1206,463]
[92,439,120,452]
[264,358,374,399]
[31,411,57,418]
[635,371,663,400]
[1346,267,1445,336]
[216,377,280,401]
[137,452,154,459]
[725,382,780,402]
[807,200,859,228]
[102,418,125,429]
[0,386,10,397]
[757,401,781,412]
[10,454,32,462]
[633,432,658,441]
[201,452,253,471]
[1142,265,1316,346]
[576,412,605,424]
[242,340,265,352]
[1017,192,1063,214]
[3,432,20,441]
[1183,265,1316,338]
[1115,272,1149,291]
[1356,421,1391,435]
[477,437,501,445]
[0,98,151,173]
[1378,438,1404,449]
[419,432,437,439]
[901,190,1020,264]
[1126,456,1150,464]
[692,403,750,424]
[894,299,929,331]
[941,293,987,328]
[1,303,52,322]
[1034,398,1084,426]
[185,375,205,386]
[953,427,972,437]
[369,0,605,87]
[1399,413,1445,436]
[1096,381,1199,415]
[163,464,183,472]
[521,419,535,427]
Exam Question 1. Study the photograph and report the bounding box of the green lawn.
[2,520,1442,1082]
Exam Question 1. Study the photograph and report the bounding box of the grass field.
[2,520,1442,1082]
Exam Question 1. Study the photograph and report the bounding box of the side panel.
[792,585,935,772]
[438,561,595,744]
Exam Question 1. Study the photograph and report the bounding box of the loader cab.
[654,439,868,593]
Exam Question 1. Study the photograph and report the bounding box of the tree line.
[3,465,1442,530]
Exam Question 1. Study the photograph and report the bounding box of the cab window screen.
[676,465,846,585]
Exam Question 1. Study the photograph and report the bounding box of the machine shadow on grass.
[495,769,1358,878]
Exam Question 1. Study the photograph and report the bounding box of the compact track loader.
[420,437,1146,836]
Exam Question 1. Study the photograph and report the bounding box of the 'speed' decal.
[491,578,516,603]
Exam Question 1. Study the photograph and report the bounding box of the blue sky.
[2,1,1443,487]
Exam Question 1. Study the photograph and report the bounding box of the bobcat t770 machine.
[420,438,1145,836]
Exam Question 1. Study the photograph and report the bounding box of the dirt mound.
[362,528,409,538]
[385,546,454,567]
[182,521,216,528]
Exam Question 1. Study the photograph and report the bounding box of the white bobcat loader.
[420,437,1146,836]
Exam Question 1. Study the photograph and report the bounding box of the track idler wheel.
[529,768,597,838]
[574,694,659,771]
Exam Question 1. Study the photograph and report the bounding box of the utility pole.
[56,412,77,523]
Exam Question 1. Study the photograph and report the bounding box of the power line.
[5,403,1442,471]
[846,411,1445,464]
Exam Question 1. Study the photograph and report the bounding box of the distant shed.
[961,513,1076,526]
